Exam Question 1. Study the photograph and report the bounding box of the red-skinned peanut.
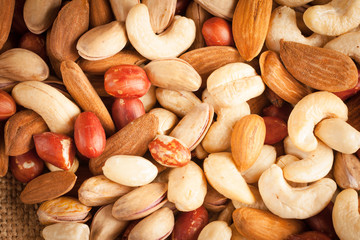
[172,206,209,240]
[262,103,293,122]
[9,149,44,183]
[0,89,16,121]
[74,112,106,158]
[112,98,145,130]
[33,132,75,170]
[263,116,288,145]
[202,17,234,46]
[175,0,191,15]
[19,32,47,61]
[333,70,360,101]
[104,65,151,99]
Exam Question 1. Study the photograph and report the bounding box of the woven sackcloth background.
[0,172,42,240]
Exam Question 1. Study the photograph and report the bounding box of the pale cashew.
[76,21,127,61]
[274,0,313,7]
[288,91,348,152]
[139,85,157,112]
[203,152,255,204]
[303,0,360,36]
[207,63,265,108]
[276,155,307,188]
[12,81,80,135]
[126,4,196,60]
[258,164,337,219]
[202,89,250,153]
[324,31,360,64]
[281,137,334,183]
[266,6,329,52]
[315,118,360,154]
[241,145,277,184]
[332,189,360,240]
[232,185,268,211]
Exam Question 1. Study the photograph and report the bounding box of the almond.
[89,113,158,175]
[89,0,113,27]
[0,0,15,49]
[334,152,360,190]
[232,0,272,61]
[47,0,89,76]
[20,171,77,204]
[231,114,266,172]
[247,93,270,115]
[179,46,244,84]
[4,110,49,156]
[77,50,146,75]
[280,41,358,92]
[347,93,360,131]
[259,50,312,105]
[232,207,305,240]
[60,60,115,136]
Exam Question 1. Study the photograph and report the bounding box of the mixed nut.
[1,0,360,239]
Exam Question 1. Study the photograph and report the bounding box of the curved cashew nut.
[332,189,360,240]
[303,0,360,36]
[266,6,329,52]
[315,118,360,154]
[12,81,80,135]
[258,164,337,219]
[282,136,334,183]
[202,89,250,153]
[288,91,348,152]
[126,4,196,60]
[276,155,307,188]
[204,152,255,204]
[241,145,277,183]
[274,0,313,7]
[207,63,265,108]
[324,32,360,64]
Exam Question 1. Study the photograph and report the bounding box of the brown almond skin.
[280,41,358,92]
[89,113,158,175]
[347,93,360,132]
[247,93,270,115]
[287,231,331,240]
[0,0,15,49]
[260,51,312,105]
[5,110,49,156]
[0,89,16,121]
[333,153,360,190]
[89,0,114,27]
[20,171,77,204]
[61,60,115,136]
[47,0,89,76]
[232,0,272,61]
[233,207,305,240]
[231,114,266,172]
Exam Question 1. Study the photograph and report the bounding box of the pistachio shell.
[78,175,133,206]
[37,196,92,225]
[42,223,90,240]
[112,182,167,221]
[77,21,127,60]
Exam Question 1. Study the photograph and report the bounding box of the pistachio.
[90,204,128,240]
[112,182,167,221]
[42,223,90,240]
[78,175,134,206]
[37,196,92,225]
[204,185,228,212]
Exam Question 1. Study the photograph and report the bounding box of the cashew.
[324,31,360,64]
[139,85,157,112]
[203,152,255,204]
[281,137,334,183]
[11,81,80,135]
[332,189,360,240]
[266,6,329,52]
[274,0,313,7]
[232,185,268,211]
[207,63,265,108]
[288,91,348,152]
[276,155,307,188]
[125,4,196,60]
[241,145,277,184]
[201,91,250,152]
[303,0,360,36]
[315,118,360,154]
[258,164,337,219]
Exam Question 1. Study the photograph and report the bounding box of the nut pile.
[1,0,360,239]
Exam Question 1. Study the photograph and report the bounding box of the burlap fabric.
[0,172,42,240]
